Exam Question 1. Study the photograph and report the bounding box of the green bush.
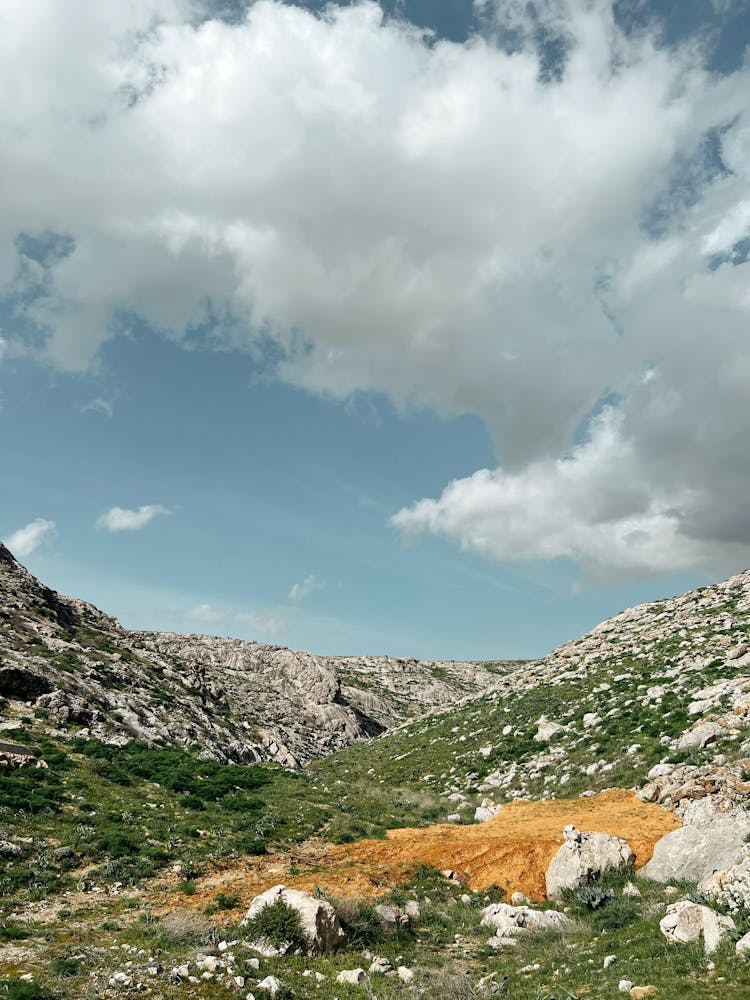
[0,983,58,1000]
[241,898,305,953]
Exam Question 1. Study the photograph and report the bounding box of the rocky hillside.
[3,557,750,998]
[0,543,515,767]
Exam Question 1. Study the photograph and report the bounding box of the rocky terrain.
[0,543,516,767]
[3,548,750,999]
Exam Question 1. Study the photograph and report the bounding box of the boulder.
[240,885,344,954]
[545,826,635,898]
[640,816,750,885]
[336,969,366,985]
[676,721,724,751]
[480,902,573,936]
[257,976,283,995]
[736,931,750,954]
[659,900,735,954]
[535,716,566,742]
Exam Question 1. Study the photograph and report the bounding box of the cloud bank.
[2,0,749,578]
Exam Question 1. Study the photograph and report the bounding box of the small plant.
[213,892,241,911]
[240,898,305,953]
[573,881,614,911]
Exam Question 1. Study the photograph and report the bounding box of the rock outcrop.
[0,542,516,766]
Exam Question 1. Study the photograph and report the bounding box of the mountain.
[3,549,750,999]
[0,543,518,767]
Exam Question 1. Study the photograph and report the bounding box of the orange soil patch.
[161,789,679,911]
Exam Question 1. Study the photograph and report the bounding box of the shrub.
[213,892,241,911]
[0,983,58,1000]
[332,896,386,947]
[241,898,305,953]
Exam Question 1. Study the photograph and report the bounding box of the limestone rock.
[545,826,635,898]
[659,900,735,953]
[240,885,344,954]
[641,816,750,885]
[534,716,566,742]
[480,902,573,936]
[336,969,366,985]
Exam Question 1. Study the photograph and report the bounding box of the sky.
[1,0,749,660]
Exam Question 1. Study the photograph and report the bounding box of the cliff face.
[0,543,517,767]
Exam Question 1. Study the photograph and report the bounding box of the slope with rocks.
[0,543,515,767]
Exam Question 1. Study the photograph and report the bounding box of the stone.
[336,968,366,985]
[623,881,641,897]
[535,717,566,741]
[659,900,735,954]
[736,931,750,954]
[374,903,408,927]
[640,816,750,885]
[397,966,414,984]
[480,902,573,936]
[257,976,283,995]
[677,722,724,750]
[630,988,658,999]
[545,826,635,898]
[604,954,616,968]
[368,957,392,975]
[474,803,502,822]
[618,982,634,993]
[510,891,530,905]
[241,885,344,954]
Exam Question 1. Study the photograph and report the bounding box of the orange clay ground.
[160,789,680,912]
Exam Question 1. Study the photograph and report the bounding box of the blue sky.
[2,0,749,658]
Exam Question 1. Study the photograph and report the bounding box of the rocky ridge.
[0,543,516,767]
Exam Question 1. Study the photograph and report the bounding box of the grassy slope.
[2,579,750,996]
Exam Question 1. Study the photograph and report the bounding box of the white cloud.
[96,504,171,532]
[81,396,114,417]
[394,408,743,581]
[4,518,56,557]
[288,575,325,601]
[1,1,750,578]
[183,603,289,636]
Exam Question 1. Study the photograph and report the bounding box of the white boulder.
[545,826,635,898]
[659,900,735,954]
[480,902,573,936]
[240,884,344,954]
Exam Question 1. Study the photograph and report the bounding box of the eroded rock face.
[240,885,345,955]
[545,826,635,899]
[659,900,735,954]
[640,815,750,885]
[0,543,516,766]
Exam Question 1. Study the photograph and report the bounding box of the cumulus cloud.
[393,408,748,581]
[182,603,289,636]
[4,518,56,557]
[288,575,325,601]
[1,0,750,578]
[96,504,171,532]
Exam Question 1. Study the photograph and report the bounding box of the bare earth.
[160,789,680,910]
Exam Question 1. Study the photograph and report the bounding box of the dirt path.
[161,789,679,910]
